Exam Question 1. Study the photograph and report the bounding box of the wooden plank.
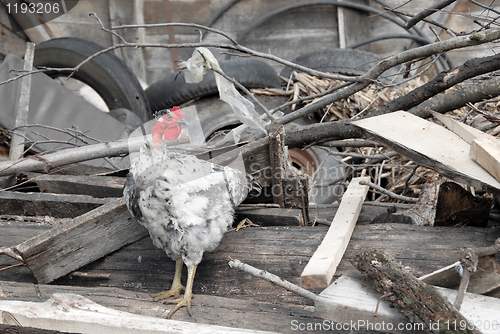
[470,137,500,182]
[31,173,125,198]
[0,293,273,334]
[234,207,303,226]
[352,111,500,193]
[9,42,35,162]
[315,270,500,334]
[109,0,147,81]
[210,137,272,188]
[300,176,369,289]
[14,198,148,284]
[0,191,112,218]
[431,111,489,144]
[269,124,287,207]
[0,281,337,334]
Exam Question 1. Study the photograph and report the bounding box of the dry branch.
[227,258,317,301]
[0,134,187,177]
[351,250,482,334]
[409,75,500,118]
[374,53,500,117]
[276,28,500,125]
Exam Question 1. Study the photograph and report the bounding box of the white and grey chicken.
[124,106,257,318]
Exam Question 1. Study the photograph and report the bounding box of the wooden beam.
[0,280,323,333]
[9,42,35,162]
[269,124,287,207]
[470,137,500,182]
[353,111,500,193]
[432,111,500,184]
[15,198,148,284]
[31,173,125,198]
[234,207,303,226]
[300,176,369,289]
[0,191,112,218]
[108,0,147,81]
[315,270,500,334]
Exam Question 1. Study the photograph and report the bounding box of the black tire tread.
[145,59,282,112]
[34,37,151,121]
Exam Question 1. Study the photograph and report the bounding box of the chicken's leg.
[166,265,196,318]
[152,258,185,301]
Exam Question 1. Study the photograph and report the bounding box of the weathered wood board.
[353,111,500,193]
[0,191,112,218]
[234,207,303,226]
[301,177,369,289]
[31,173,125,198]
[0,293,274,334]
[14,198,148,284]
[0,280,366,334]
[315,270,500,334]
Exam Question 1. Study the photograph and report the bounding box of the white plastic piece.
[180,47,266,139]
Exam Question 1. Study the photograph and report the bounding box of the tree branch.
[276,28,500,125]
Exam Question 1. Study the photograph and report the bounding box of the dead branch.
[404,0,458,29]
[409,74,500,118]
[351,250,482,334]
[359,180,418,203]
[276,28,500,125]
[0,134,164,177]
[227,258,317,301]
[374,53,500,117]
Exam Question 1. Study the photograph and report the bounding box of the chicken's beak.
[177,119,188,126]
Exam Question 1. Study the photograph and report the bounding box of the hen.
[124,106,253,318]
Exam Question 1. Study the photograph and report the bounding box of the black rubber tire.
[280,48,396,80]
[33,37,152,122]
[145,59,282,112]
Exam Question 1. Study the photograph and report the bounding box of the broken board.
[353,111,500,193]
[300,177,369,289]
[315,270,500,334]
[14,198,148,284]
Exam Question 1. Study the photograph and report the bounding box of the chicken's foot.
[152,258,185,301]
[166,265,196,318]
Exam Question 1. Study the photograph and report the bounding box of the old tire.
[280,48,398,81]
[34,37,152,122]
[145,59,282,112]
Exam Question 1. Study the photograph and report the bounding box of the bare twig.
[227,258,317,301]
[404,0,458,29]
[359,180,418,203]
